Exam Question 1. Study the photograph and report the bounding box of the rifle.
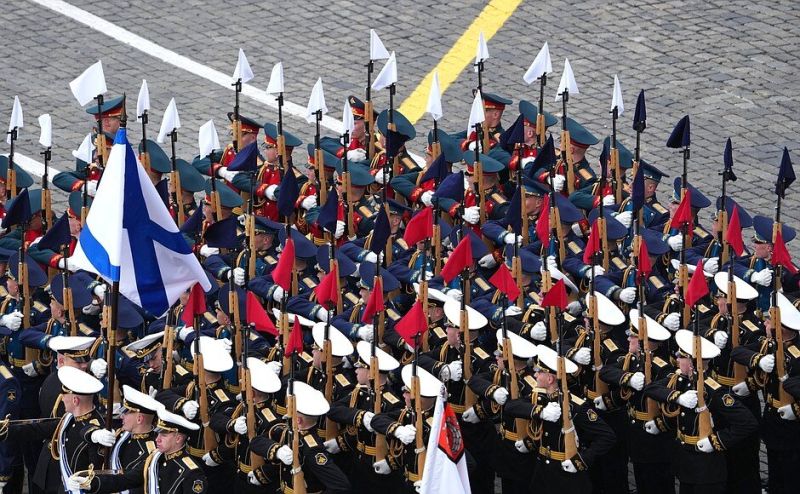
[500,296,528,441]
[693,311,713,439]
[94,95,109,172]
[558,90,576,195]
[18,240,34,363]
[772,172,792,404]
[247,175,257,281]
[243,323,264,469]
[419,240,430,353]
[7,124,17,198]
[635,234,659,419]
[474,60,491,154]
[587,285,608,398]
[474,123,487,225]
[370,279,388,461]
[341,129,355,239]
[60,247,76,337]
[287,345,307,494]
[556,311,578,459]
[610,104,623,204]
[718,139,736,267]
[511,168,525,309]
[162,307,175,389]
[276,91,288,173]
[460,267,476,408]
[430,121,441,159]
[536,74,547,148]
[678,145,691,328]
[411,335,426,481]
[597,156,610,271]
[41,146,53,234]
[232,79,243,153]
[193,316,218,453]
[323,316,339,441]
[727,267,746,385]
[365,59,376,161]
[139,109,151,173]
[314,110,327,206]
[169,129,186,226]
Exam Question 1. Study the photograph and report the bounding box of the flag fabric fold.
[772,228,798,274]
[541,278,568,310]
[272,234,295,291]
[362,277,385,323]
[315,263,339,309]
[685,260,709,307]
[181,282,207,326]
[489,263,520,301]
[246,291,278,336]
[285,315,304,356]
[403,207,433,245]
[441,235,472,284]
[726,206,744,257]
[395,299,426,349]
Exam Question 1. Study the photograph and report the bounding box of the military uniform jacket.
[88,448,207,494]
[109,430,158,494]
[0,364,21,483]
[327,382,404,457]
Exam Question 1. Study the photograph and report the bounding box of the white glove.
[530,321,547,341]
[478,253,497,269]
[0,311,22,331]
[703,257,719,274]
[585,266,605,279]
[247,471,261,486]
[363,251,378,264]
[446,361,463,382]
[713,331,729,349]
[644,420,660,435]
[663,312,681,331]
[571,222,584,238]
[357,324,374,342]
[778,404,798,421]
[618,287,636,304]
[629,372,645,391]
[266,361,282,375]
[373,168,389,185]
[593,396,607,411]
[301,196,317,211]
[462,407,480,423]
[552,174,566,192]
[67,475,90,491]
[90,429,116,447]
[505,305,523,317]
[751,269,773,287]
[572,347,591,365]
[334,220,346,239]
[315,307,329,322]
[696,437,714,453]
[90,359,108,379]
[178,326,194,342]
[567,300,583,316]
[22,362,38,377]
[112,402,124,419]
[420,190,434,207]
[202,452,220,467]
[276,445,294,466]
[219,338,232,353]
[614,210,633,228]
[93,283,107,299]
[82,302,102,316]
[445,288,463,302]
[462,206,480,225]
[363,411,375,433]
[218,168,238,182]
[373,459,391,475]
[493,387,509,405]
[265,184,279,201]
[602,194,615,206]
[233,416,248,435]
[347,148,367,162]
[545,255,558,271]
[199,245,219,257]
[561,460,578,473]
[414,480,423,493]
[677,390,698,409]
[514,440,530,453]
[667,235,683,252]
[86,180,98,197]
[324,438,341,454]
[503,232,521,246]
[231,267,245,286]
[541,402,561,422]
[182,400,199,420]
[393,424,417,445]
[759,354,775,373]
[732,382,750,397]
[272,286,285,302]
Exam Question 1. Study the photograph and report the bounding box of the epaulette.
[259,407,277,423]
[488,192,507,204]
[563,313,576,323]
[182,457,200,470]
[203,312,218,325]
[611,256,627,270]
[704,377,721,391]
[344,292,360,305]
[742,320,760,333]
[0,286,7,298]
[264,255,278,265]
[395,238,408,250]
[302,433,319,448]
[693,226,711,240]
[648,275,665,290]
[357,205,376,219]
[570,394,586,406]
[175,365,189,376]
[578,167,593,180]
[473,347,490,360]
[335,374,351,388]
[33,301,48,313]
[301,277,317,289]
[213,389,230,402]
[382,391,400,405]
[78,323,95,337]
[653,357,668,368]
[567,242,582,255]
[0,365,11,379]
[603,339,619,353]
[386,309,401,321]
[788,344,800,359]
[651,202,668,214]
[431,326,446,339]
[474,278,491,291]
[523,375,537,389]
[697,303,711,314]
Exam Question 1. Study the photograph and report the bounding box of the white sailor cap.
[713,272,758,301]
[496,329,538,359]
[629,308,671,341]
[272,308,315,327]
[413,283,453,307]
[401,364,444,398]
[312,322,354,357]
[776,293,800,331]
[675,329,721,359]
[585,291,625,326]
[120,385,162,415]
[246,358,282,394]
[190,336,234,373]
[443,298,488,330]
[293,381,330,416]
[535,344,578,374]
[155,406,199,435]
[58,366,103,395]
[355,340,400,372]
[47,335,96,362]
[124,331,164,360]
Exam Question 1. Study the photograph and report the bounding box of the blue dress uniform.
[569,137,636,212]
[390,130,462,208]
[617,162,671,250]
[247,227,318,302]
[51,132,114,194]
[0,351,22,494]
[661,179,714,264]
[685,197,754,278]
[203,217,282,283]
[529,117,599,196]
[330,262,400,340]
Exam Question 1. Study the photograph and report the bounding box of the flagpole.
[610,104,622,204]
[559,88,575,195]
[94,94,108,173]
[342,128,355,239]
[771,159,789,405]
[139,107,150,173]
[370,274,388,462]
[6,122,17,198]
[365,56,375,161]
[536,74,547,149]
[277,90,287,173]
[718,139,733,268]
[232,77,242,153]
[169,127,186,226]
[460,267,475,408]
[636,234,658,419]
[315,110,327,206]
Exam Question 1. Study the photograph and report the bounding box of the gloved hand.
[567,300,583,316]
[462,206,480,225]
[334,220,346,239]
[420,190,434,207]
[0,311,22,331]
[629,372,645,391]
[357,324,374,342]
[667,235,683,252]
[233,416,248,435]
[347,148,367,162]
[202,452,220,467]
[759,354,775,373]
[178,326,194,341]
[514,440,530,453]
[462,407,480,423]
[571,222,584,238]
[414,480,422,493]
[713,331,729,349]
[504,305,522,317]
[677,390,698,409]
[445,288,463,301]
[90,359,108,379]
[266,361,282,375]
[231,267,246,286]
[86,180,99,197]
[593,396,607,411]
[663,312,681,331]
[219,338,232,353]
[618,287,636,304]
[493,387,509,405]
[732,382,750,397]
[363,411,375,433]
[22,362,38,377]
[503,232,521,246]
[218,168,238,182]
[703,257,719,274]
[93,283,107,299]
[572,347,591,365]
[602,194,615,206]
[324,438,341,454]
[751,269,773,287]
[561,460,578,473]
[67,474,90,491]
[541,402,561,422]
[696,437,714,453]
[446,361,463,381]
[182,400,199,420]
[373,168,389,185]
[315,307,329,322]
[585,266,605,279]
[363,251,378,264]
[90,429,116,447]
[530,321,547,341]
[373,459,391,475]
[83,301,102,315]
[778,404,798,421]
[112,402,124,419]
[644,420,660,435]
[614,210,633,228]
[276,445,294,466]
[272,286,285,302]
[552,174,566,192]
[478,253,497,269]
[199,245,219,257]
[393,425,417,445]
[301,196,317,211]
[265,184,279,201]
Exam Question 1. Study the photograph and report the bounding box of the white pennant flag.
[611,74,624,116]
[426,71,443,121]
[369,29,390,61]
[137,79,150,120]
[265,62,284,95]
[466,91,485,136]
[474,32,489,72]
[232,48,254,84]
[523,41,553,85]
[38,114,52,148]
[555,58,579,101]
[72,133,95,163]
[156,98,181,144]
[305,78,328,123]
[371,51,397,91]
[69,60,107,106]
[198,120,221,158]
[419,386,472,494]
[342,99,355,136]
[6,96,23,144]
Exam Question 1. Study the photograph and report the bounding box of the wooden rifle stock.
[162,325,175,389]
[371,354,388,461]
[476,161,486,225]
[559,356,578,459]
[588,293,608,397]
[638,311,659,419]
[365,101,376,160]
[324,338,339,441]
[412,374,426,480]
[21,257,35,363]
[693,334,713,439]
[560,130,575,195]
[461,303,476,408]
[535,113,546,149]
[342,171,355,239]
[481,122,491,156]
[315,148,327,205]
[718,209,729,267]
[598,217,609,272]
[247,215,257,280]
[288,393,307,494]
[245,366,264,469]
[610,146,623,204]
[727,279,745,384]
[195,352,218,452]
[502,336,529,440]
[771,305,791,405]
[170,169,186,226]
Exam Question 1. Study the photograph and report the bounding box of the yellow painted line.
[398,0,523,125]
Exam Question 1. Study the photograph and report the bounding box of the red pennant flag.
[772,228,798,274]
[669,189,694,237]
[725,206,745,257]
[541,278,568,311]
[638,237,652,279]
[535,194,551,247]
[489,262,521,301]
[246,291,278,336]
[181,283,206,326]
[271,236,295,291]
[685,260,710,307]
[582,219,601,265]
[394,299,427,349]
[362,277,385,324]
[440,235,473,284]
[284,315,304,357]
[403,207,433,245]
[315,263,339,309]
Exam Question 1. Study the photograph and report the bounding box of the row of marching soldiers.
[1,82,800,494]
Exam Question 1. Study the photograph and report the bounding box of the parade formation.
[0,30,799,494]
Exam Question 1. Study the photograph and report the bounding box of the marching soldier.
[108,385,161,494]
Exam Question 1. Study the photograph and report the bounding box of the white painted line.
[3,153,59,185]
[29,0,423,164]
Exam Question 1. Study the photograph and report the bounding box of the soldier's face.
[69,216,82,236]
[120,410,142,432]
[50,298,64,319]
[753,242,772,259]
[716,295,729,315]
[485,108,502,128]
[156,431,184,453]
[445,326,460,347]
[429,305,444,322]
[644,179,658,198]
[628,334,640,353]
[523,123,536,144]
[352,120,365,141]
[241,132,257,148]
[570,145,587,164]
[534,370,555,388]
[149,351,163,372]
[355,367,369,385]
[263,144,278,163]
[6,279,18,296]
[678,356,694,375]
[101,116,120,134]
